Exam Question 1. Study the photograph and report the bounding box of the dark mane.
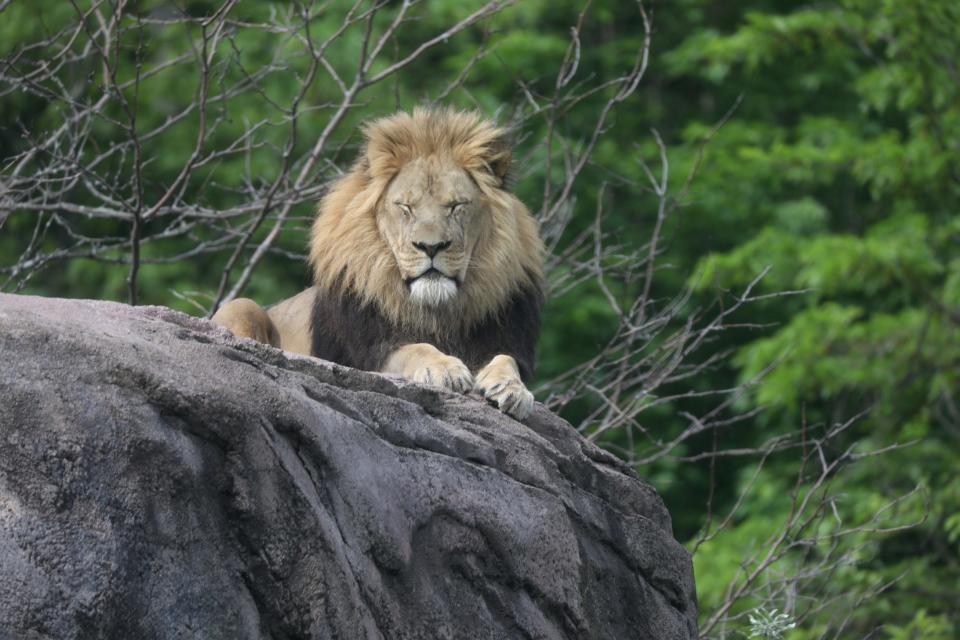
[310,278,543,381]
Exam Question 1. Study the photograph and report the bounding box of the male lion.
[213,108,544,419]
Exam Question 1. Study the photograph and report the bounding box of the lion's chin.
[409,273,458,306]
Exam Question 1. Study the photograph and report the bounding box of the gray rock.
[0,293,697,639]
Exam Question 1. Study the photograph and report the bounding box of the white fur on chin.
[410,276,458,306]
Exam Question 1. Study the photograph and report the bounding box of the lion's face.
[310,108,543,332]
[378,155,485,306]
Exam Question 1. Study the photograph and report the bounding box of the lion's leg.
[211,298,281,347]
[382,343,473,393]
[474,354,535,420]
[264,287,315,356]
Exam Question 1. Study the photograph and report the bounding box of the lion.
[212,107,544,419]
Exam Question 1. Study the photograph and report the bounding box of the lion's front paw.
[475,355,534,420]
[410,353,474,393]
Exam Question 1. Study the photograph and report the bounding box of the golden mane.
[308,107,544,333]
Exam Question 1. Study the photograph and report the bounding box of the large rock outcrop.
[0,293,697,639]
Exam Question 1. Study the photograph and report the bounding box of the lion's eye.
[396,202,413,217]
[447,201,469,215]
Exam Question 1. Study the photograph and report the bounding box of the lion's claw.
[474,356,534,420]
[479,380,534,420]
[411,356,473,393]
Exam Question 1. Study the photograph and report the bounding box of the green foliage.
[668,0,960,635]
[885,611,955,640]
[748,607,797,639]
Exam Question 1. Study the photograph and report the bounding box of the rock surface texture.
[0,293,697,639]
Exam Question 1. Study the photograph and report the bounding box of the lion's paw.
[410,354,474,394]
[211,298,279,346]
[475,356,534,420]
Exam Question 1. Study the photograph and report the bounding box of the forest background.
[2,1,958,638]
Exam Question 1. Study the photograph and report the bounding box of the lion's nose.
[412,240,451,258]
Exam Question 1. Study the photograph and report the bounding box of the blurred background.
[2,1,957,637]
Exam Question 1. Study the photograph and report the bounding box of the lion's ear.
[486,134,513,187]
[357,156,372,179]
[361,115,412,181]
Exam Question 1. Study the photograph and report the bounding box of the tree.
[665,0,960,636]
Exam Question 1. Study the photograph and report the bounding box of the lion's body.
[213,108,544,419]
